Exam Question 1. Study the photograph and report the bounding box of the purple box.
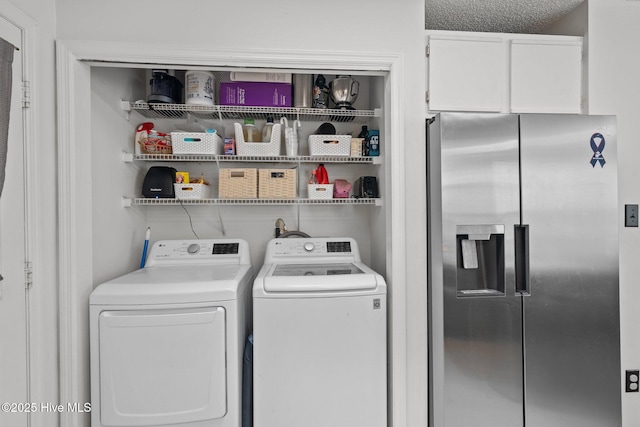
[219,82,292,107]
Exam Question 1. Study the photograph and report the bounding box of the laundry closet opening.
[87,64,389,282]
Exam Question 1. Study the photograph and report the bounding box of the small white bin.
[308,135,351,156]
[174,183,211,200]
[171,131,222,155]
[308,184,334,199]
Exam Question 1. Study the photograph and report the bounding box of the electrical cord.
[179,199,200,239]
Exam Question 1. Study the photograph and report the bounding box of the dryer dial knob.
[303,242,315,252]
[187,243,200,254]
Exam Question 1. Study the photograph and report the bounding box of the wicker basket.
[174,183,211,200]
[234,122,282,156]
[138,135,172,155]
[309,134,351,156]
[171,131,222,155]
[259,168,297,199]
[219,168,257,199]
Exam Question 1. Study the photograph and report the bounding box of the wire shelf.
[124,197,381,207]
[130,153,378,164]
[125,101,379,123]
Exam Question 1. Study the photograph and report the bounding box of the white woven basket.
[174,183,211,200]
[308,184,334,199]
[234,122,282,156]
[308,134,351,156]
[171,131,222,155]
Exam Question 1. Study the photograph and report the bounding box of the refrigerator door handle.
[514,224,530,295]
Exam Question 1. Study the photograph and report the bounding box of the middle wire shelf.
[123,153,382,164]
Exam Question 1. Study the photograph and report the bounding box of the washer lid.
[90,265,252,305]
[260,263,383,293]
[272,263,365,276]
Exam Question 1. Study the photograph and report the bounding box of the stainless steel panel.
[431,113,524,427]
[519,114,620,427]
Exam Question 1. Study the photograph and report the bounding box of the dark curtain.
[0,38,14,282]
[0,37,14,199]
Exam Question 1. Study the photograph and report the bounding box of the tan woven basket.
[259,168,297,199]
[138,136,172,154]
[219,168,257,199]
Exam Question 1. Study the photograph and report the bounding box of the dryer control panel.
[146,239,251,266]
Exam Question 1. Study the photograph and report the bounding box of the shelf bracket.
[121,151,134,163]
[120,99,132,121]
[216,105,223,123]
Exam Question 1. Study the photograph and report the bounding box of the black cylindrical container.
[148,70,183,104]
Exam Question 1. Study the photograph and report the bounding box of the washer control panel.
[266,238,359,263]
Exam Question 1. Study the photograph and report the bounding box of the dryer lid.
[90,265,252,305]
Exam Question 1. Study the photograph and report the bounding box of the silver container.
[293,74,313,108]
[329,75,359,108]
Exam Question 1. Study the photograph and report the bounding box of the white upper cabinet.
[426,31,583,115]
[427,35,505,112]
[509,38,582,113]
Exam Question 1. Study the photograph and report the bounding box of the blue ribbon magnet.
[590,133,606,168]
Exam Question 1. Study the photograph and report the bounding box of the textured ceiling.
[425,0,584,34]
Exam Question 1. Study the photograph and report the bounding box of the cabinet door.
[427,35,505,112]
[510,39,583,113]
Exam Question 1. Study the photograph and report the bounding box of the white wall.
[1,1,59,426]
[587,0,640,425]
[54,1,428,427]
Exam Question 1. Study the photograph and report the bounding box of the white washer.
[252,237,387,427]
[90,239,253,427]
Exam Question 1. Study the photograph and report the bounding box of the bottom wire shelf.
[123,197,382,207]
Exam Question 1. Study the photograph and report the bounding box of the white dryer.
[90,239,253,427]
[252,237,387,427]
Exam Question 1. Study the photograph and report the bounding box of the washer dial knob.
[303,242,315,252]
[187,243,200,254]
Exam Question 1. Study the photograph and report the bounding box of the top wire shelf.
[123,101,380,123]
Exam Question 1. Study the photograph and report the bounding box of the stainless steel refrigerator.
[426,112,621,427]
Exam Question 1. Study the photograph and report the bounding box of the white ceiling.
[425,0,584,34]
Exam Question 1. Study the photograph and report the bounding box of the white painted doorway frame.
[0,1,37,425]
[55,40,407,427]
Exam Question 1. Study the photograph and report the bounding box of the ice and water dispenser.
[456,224,505,297]
[455,223,529,297]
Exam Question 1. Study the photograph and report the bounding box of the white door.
[0,15,28,427]
[96,307,227,426]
